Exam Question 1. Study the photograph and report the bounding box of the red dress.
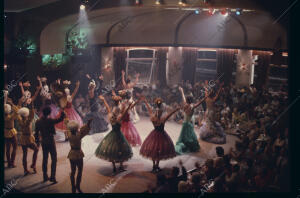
[121,112,141,146]
[55,102,83,131]
[140,123,176,161]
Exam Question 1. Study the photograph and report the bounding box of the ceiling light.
[80,4,85,10]
[236,8,243,15]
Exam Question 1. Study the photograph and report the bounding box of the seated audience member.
[190,173,203,193]
[203,159,214,181]
[167,163,187,193]
[154,174,169,193]
[213,146,225,177]
[225,164,240,192]
[178,181,191,193]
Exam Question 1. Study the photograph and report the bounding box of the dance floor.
[4,117,238,193]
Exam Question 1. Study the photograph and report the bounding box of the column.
[235,49,253,88]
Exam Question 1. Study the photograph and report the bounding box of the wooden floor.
[4,116,238,193]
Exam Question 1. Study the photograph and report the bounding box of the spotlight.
[220,9,227,15]
[208,8,215,15]
[80,4,86,10]
[236,8,242,15]
[195,9,200,14]
[80,0,88,9]
[178,0,186,5]
[155,0,161,5]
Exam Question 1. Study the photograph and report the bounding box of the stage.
[4,117,238,193]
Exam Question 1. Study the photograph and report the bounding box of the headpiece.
[18,107,29,117]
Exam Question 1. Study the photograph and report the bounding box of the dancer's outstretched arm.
[129,96,142,109]
[31,84,42,103]
[141,96,153,116]
[79,119,92,139]
[163,106,180,123]
[213,86,222,101]
[112,90,117,97]
[179,86,186,104]
[71,81,80,100]
[121,70,127,89]
[131,73,140,88]
[37,76,42,88]
[19,82,25,96]
[192,96,208,111]
[98,95,111,114]
[88,85,95,99]
[28,102,35,123]
[118,101,134,122]
[18,95,25,107]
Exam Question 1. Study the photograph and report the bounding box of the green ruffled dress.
[175,113,200,154]
[95,123,133,162]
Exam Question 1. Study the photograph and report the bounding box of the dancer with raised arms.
[95,95,138,173]
[175,86,207,154]
[140,97,180,172]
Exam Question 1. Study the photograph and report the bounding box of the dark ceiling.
[4,0,62,12]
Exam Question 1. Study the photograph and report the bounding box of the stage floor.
[4,117,238,193]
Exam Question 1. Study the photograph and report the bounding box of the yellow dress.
[18,108,36,146]
[5,105,20,138]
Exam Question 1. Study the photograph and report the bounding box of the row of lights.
[134,1,244,16]
[194,8,243,16]
[136,0,208,5]
[80,0,243,16]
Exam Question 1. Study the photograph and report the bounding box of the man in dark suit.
[167,160,187,193]
[35,107,65,183]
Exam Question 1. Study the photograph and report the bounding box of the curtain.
[156,48,167,87]
[255,51,271,89]
[182,48,197,84]
[216,49,235,86]
[113,47,127,89]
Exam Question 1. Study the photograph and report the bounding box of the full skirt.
[95,129,133,162]
[121,121,142,146]
[84,111,109,134]
[55,107,83,131]
[175,122,200,154]
[199,121,226,144]
[140,130,176,161]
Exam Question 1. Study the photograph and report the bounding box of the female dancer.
[140,97,180,172]
[54,80,83,141]
[121,70,140,123]
[175,87,207,154]
[199,85,226,144]
[4,97,20,168]
[66,119,92,193]
[17,102,39,175]
[38,77,59,119]
[86,73,104,95]
[119,90,142,146]
[18,78,41,131]
[83,79,108,134]
[95,95,135,173]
